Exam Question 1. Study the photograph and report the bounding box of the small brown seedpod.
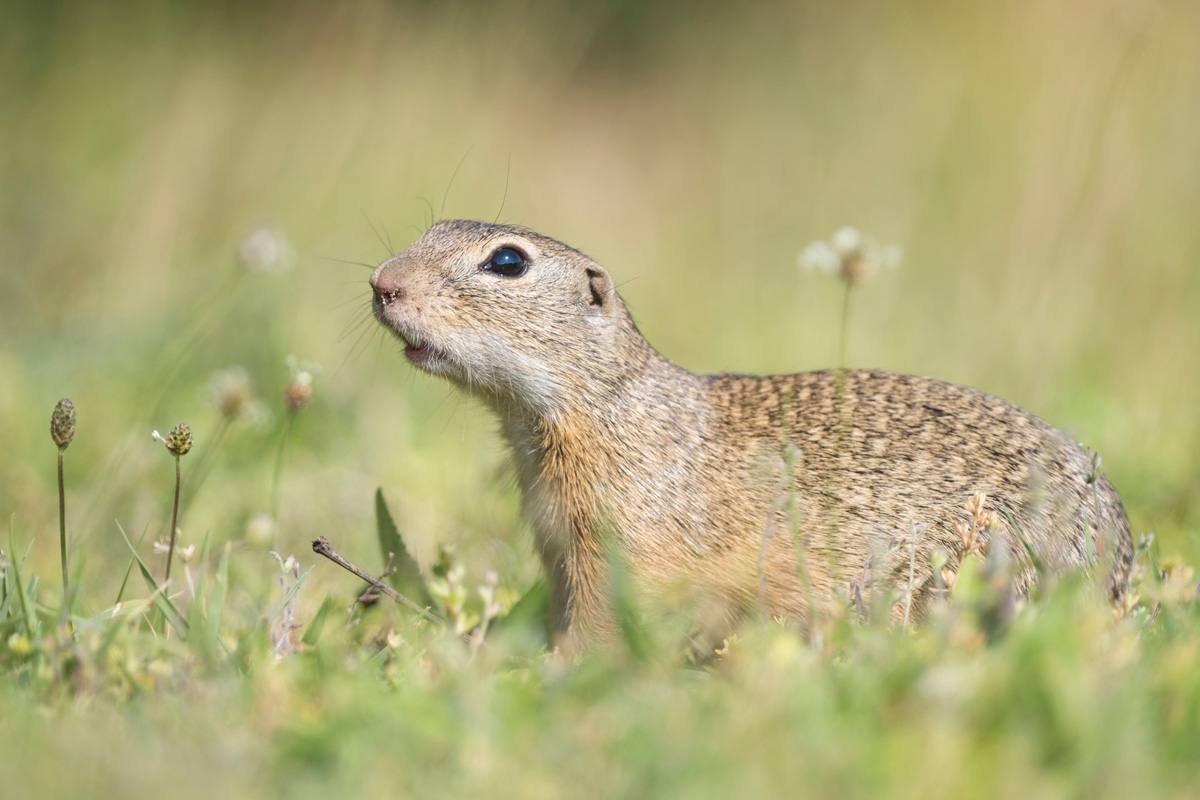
[163,424,193,456]
[51,398,75,450]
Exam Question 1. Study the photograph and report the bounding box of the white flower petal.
[831,226,862,255]
[878,244,903,269]
[799,242,840,274]
[239,227,294,274]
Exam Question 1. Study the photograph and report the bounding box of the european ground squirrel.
[370,220,1132,653]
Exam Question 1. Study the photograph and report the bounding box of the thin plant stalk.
[902,521,928,634]
[903,529,917,633]
[273,357,318,521]
[270,410,296,521]
[1086,452,1104,568]
[57,449,68,593]
[1084,505,1095,569]
[838,281,854,370]
[828,315,854,606]
[50,397,75,598]
[181,415,231,513]
[164,455,181,584]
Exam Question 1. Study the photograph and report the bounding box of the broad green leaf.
[375,488,434,608]
[490,579,550,643]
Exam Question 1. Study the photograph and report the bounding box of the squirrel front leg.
[539,531,620,660]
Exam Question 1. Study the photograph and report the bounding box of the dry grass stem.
[311,536,444,625]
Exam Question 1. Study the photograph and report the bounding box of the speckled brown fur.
[370,220,1132,654]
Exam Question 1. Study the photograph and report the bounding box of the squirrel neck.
[486,316,697,433]
[490,321,706,509]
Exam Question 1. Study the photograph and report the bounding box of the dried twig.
[312,536,444,625]
[353,552,396,609]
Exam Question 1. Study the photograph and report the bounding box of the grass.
[2,0,1200,797]
[3,529,1200,798]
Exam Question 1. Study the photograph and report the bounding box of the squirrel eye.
[481,247,527,277]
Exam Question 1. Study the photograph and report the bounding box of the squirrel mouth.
[372,296,443,368]
[394,329,440,367]
[403,337,436,365]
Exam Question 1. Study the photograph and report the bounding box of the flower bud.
[51,398,75,450]
[284,377,312,411]
[159,423,193,456]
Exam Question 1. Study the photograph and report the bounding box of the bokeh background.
[2,0,1198,600]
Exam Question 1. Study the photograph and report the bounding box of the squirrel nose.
[370,258,405,304]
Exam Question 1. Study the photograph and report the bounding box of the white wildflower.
[799,226,901,284]
[284,355,322,411]
[246,513,277,545]
[207,365,269,426]
[239,227,294,274]
[285,355,322,386]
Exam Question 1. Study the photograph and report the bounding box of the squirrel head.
[371,220,643,416]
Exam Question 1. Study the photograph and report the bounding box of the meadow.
[2,0,1199,797]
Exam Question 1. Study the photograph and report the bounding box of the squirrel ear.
[585,265,615,312]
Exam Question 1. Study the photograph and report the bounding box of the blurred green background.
[1,0,1198,598]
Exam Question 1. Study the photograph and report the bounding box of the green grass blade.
[208,541,230,631]
[185,532,221,662]
[204,541,231,659]
[115,521,152,605]
[300,592,334,647]
[999,500,1044,577]
[8,517,39,635]
[115,520,189,638]
[0,544,12,622]
[375,488,434,607]
[192,531,212,605]
[64,545,87,616]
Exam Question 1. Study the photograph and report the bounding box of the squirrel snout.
[370,260,405,305]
